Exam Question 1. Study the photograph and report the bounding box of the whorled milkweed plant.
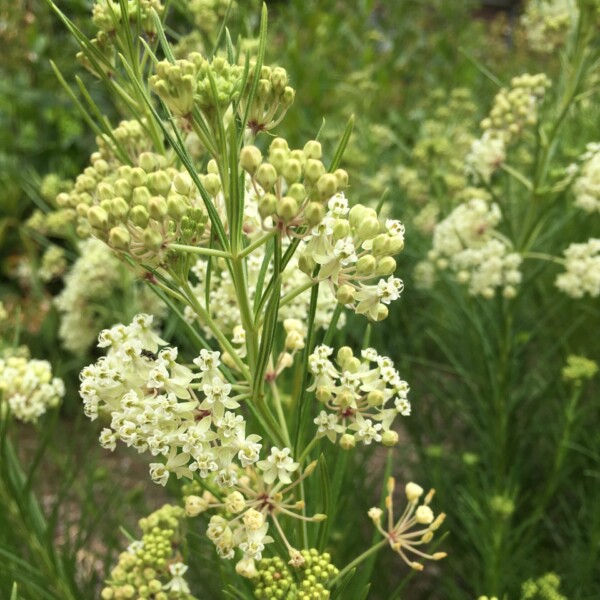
[44,1,446,597]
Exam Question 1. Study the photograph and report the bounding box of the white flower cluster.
[0,354,64,423]
[80,314,269,487]
[301,194,405,321]
[308,345,410,448]
[572,143,600,213]
[555,239,600,298]
[465,132,506,184]
[521,0,577,53]
[427,197,522,298]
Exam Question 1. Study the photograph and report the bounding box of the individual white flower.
[163,563,191,594]
[257,446,299,484]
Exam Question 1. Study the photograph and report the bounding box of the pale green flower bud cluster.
[151,54,243,116]
[427,197,522,298]
[241,65,295,134]
[91,0,164,36]
[299,197,405,321]
[521,0,577,53]
[308,345,410,448]
[26,174,76,237]
[555,238,600,298]
[188,0,240,37]
[81,316,267,488]
[54,239,164,354]
[561,354,599,381]
[571,142,600,213]
[480,73,551,144]
[38,245,67,282]
[0,351,64,423]
[101,504,194,600]
[520,572,567,600]
[252,549,339,599]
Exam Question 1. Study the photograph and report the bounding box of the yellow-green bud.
[129,167,147,187]
[339,433,356,450]
[148,196,168,220]
[372,234,390,256]
[96,182,114,200]
[336,284,355,304]
[357,217,380,240]
[76,202,89,217]
[109,226,131,250]
[173,172,193,195]
[282,158,303,183]
[202,173,221,196]
[148,171,171,195]
[114,178,132,198]
[256,163,278,191]
[304,201,325,226]
[356,255,376,275]
[240,146,262,175]
[332,219,350,239]
[281,86,295,107]
[367,390,385,407]
[304,159,325,184]
[375,304,389,321]
[258,193,278,219]
[382,430,399,447]
[288,182,307,203]
[349,204,368,228]
[257,78,273,100]
[139,152,161,173]
[268,148,288,172]
[88,206,109,229]
[344,357,361,373]
[337,346,353,365]
[100,588,114,599]
[388,237,405,254]
[143,228,163,251]
[298,254,316,275]
[303,140,322,160]
[376,256,397,276]
[207,159,219,175]
[289,149,306,165]
[334,168,349,189]
[130,205,150,228]
[271,67,288,93]
[316,173,338,200]
[270,137,289,152]
[277,196,299,222]
[110,197,129,221]
[132,186,151,207]
[315,387,332,403]
[167,196,188,220]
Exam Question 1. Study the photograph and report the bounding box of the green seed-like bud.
[129,167,147,187]
[240,145,263,175]
[289,149,306,165]
[207,159,219,175]
[76,202,90,217]
[376,256,397,276]
[337,346,353,365]
[303,140,322,160]
[357,217,380,240]
[268,148,288,173]
[349,204,368,228]
[109,226,131,250]
[202,173,221,196]
[130,205,150,228]
[139,152,160,173]
[148,171,171,195]
[382,430,399,447]
[288,183,307,203]
[298,254,316,275]
[271,67,288,93]
[96,182,115,201]
[388,237,405,254]
[304,201,325,226]
[114,178,132,198]
[282,158,302,183]
[304,159,325,184]
[258,194,278,219]
[372,234,390,256]
[344,357,361,373]
[334,168,349,189]
[148,196,168,220]
[356,255,376,276]
[110,197,129,221]
[316,387,332,403]
[256,163,278,191]
[143,228,163,250]
[88,206,109,229]
[257,78,273,100]
[336,284,355,304]
[339,433,356,450]
[281,86,295,107]
[132,186,151,207]
[375,304,389,321]
[277,196,298,222]
[167,196,188,220]
[333,219,350,239]
[316,173,338,200]
[270,137,289,152]
[367,390,385,407]
[173,172,193,195]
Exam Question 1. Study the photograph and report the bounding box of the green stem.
[237,231,277,259]
[330,539,388,587]
[269,380,292,448]
[169,243,231,258]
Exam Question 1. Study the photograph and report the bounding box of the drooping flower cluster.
[571,142,600,213]
[555,238,600,298]
[427,197,522,298]
[368,479,446,571]
[80,314,263,486]
[0,351,64,423]
[252,549,339,599]
[521,0,577,53]
[308,345,410,448]
[100,504,194,600]
[54,238,163,354]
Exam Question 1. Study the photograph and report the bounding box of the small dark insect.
[140,349,158,361]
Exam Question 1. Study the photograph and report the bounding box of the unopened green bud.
[376,256,397,276]
[304,159,325,184]
[240,145,262,175]
[173,172,193,195]
[358,217,380,240]
[143,228,163,251]
[303,140,322,160]
[270,137,289,152]
[298,253,316,275]
[207,159,219,175]
[148,196,168,220]
[367,390,385,407]
[139,152,160,173]
[288,183,307,203]
[277,196,298,222]
[281,86,295,107]
[257,78,273,100]
[114,178,132,198]
[316,387,332,403]
[130,205,150,228]
[268,148,288,172]
[96,182,114,200]
[304,201,325,226]
[372,234,390,256]
[345,357,361,373]
[132,186,151,207]
[375,304,389,321]
[110,197,129,221]
[109,226,131,250]
[356,255,376,275]
[129,167,147,187]
[336,284,355,304]
[340,433,356,450]
[271,67,288,93]
[334,168,349,189]
[88,206,109,229]
[388,237,405,254]
[202,173,221,196]
[256,163,278,191]
[333,219,350,239]
[148,171,171,195]
[349,204,368,228]
[337,346,354,365]
[258,194,278,219]
[316,173,338,200]
[282,158,303,183]
[382,430,399,447]
[167,196,188,220]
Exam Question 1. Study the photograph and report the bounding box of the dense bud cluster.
[521,0,577,53]
[521,572,567,600]
[427,197,522,298]
[555,238,600,298]
[308,345,410,447]
[38,245,67,282]
[561,354,598,381]
[571,142,600,213]
[252,549,339,599]
[0,351,64,423]
[100,504,194,600]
